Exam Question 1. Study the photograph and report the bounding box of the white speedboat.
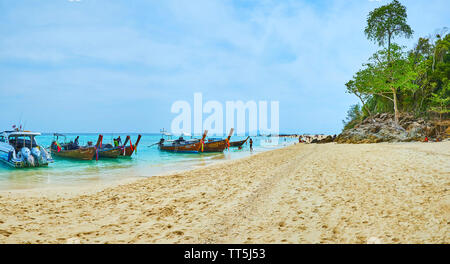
[0,130,54,168]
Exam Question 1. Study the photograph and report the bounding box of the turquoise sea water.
[0,133,297,190]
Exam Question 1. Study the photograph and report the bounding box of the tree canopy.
[343,1,449,130]
[364,0,413,50]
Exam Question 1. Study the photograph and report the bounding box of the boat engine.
[39,147,51,164]
[31,147,45,165]
[19,147,35,167]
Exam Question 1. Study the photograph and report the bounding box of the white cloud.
[0,0,448,133]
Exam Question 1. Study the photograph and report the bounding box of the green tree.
[345,78,372,117]
[431,28,448,72]
[372,45,419,123]
[433,32,450,71]
[347,44,418,124]
[410,37,432,64]
[364,0,413,61]
[343,2,449,132]
[342,104,363,130]
[430,82,450,121]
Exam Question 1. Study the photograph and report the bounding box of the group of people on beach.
[298,134,336,143]
[424,136,443,142]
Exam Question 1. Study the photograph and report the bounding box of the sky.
[0,0,448,134]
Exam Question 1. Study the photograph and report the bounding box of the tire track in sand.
[199,144,316,243]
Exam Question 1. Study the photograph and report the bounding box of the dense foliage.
[344,0,450,129]
[342,104,363,130]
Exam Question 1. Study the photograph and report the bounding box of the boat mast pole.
[227,128,234,140]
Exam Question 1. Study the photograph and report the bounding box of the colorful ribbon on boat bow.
[119,145,125,156]
[225,138,230,150]
[200,139,204,152]
[55,141,62,152]
[95,146,98,161]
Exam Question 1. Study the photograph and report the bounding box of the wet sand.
[0,142,448,243]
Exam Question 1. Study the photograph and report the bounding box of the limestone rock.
[336,113,448,144]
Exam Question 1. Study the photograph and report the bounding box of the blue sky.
[0,0,448,134]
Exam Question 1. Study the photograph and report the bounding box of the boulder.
[317,135,334,144]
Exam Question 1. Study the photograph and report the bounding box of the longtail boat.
[50,134,103,160]
[98,142,121,158]
[201,128,253,152]
[186,130,228,153]
[119,135,142,157]
[158,131,206,153]
[225,128,249,147]
[202,136,228,152]
[229,136,249,147]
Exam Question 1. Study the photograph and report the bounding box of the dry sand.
[0,142,448,244]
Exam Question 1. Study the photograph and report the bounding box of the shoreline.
[0,144,281,198]
[0,138,295,193]
[0,141,448,243]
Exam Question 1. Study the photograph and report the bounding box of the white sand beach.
[0,142,448,244]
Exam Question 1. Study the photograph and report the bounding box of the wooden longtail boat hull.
[158,131,208,154]
[159,142,202,153]
[121,146,135,156]
[51,147,96,160]
[229,136,249,147]
[98,148,121,158]
[120,135,142,157]
[50,134,103,161]
[202,140,227,152]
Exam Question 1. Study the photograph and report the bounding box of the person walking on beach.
[249,138,253,151]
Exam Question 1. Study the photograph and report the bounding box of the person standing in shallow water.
[249,138,253,151]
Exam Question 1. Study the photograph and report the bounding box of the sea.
[0,133,297,190]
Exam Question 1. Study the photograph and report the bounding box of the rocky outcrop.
[336,113,447,144]
[317,135,335,144]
